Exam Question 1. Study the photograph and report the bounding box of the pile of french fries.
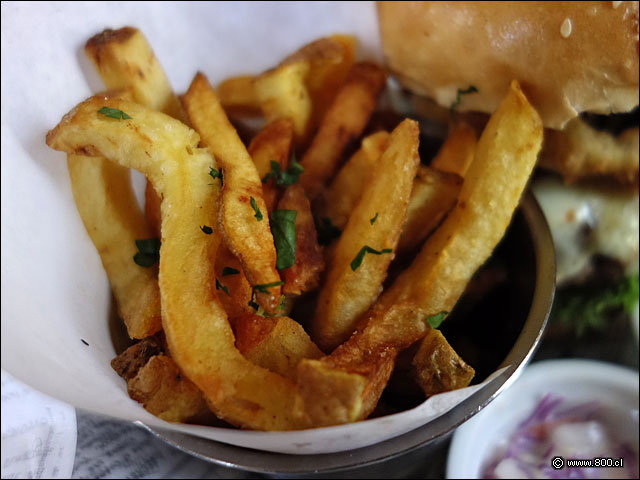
[46,27,543,430]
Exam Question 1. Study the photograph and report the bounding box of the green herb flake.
[215,279,230,296]
[271,209,297,270]
[98,106,132,120]
[314,215,341,246]
[133,238,160,267]
[449,85,478,113]
[350,245,392,271]
[262,153,305,188]
[250,196,263,221]
[252,281,285,294]
[370,213,379,225]
[201,225,213,235]
[426,311,449,329]
[222,267,240,276]
[209,167,223,185]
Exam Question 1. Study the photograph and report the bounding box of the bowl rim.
[138,190,557,475]
[445,358,640,479]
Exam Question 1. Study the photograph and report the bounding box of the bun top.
[378,1,639,129]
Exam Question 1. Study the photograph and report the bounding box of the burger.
[376,1,639,340]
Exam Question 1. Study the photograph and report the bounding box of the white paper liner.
[2,2,511,456]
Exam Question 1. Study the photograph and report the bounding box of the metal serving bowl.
[139,190,556,476]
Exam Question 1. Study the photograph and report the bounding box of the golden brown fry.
[85,26,187,243]
[312,119,420,352]
[214,243,253,318]
[277,184,325,296]
[217,75,262,116]
[127,355,218,424]
[319,131,390,230]
[397,166,462,253]
[232,313,323,380]
[298,81,543,426]
[281,35,357,139]
[247,118,294,212]
[182,72,283,313]
[85,27,185,120]
[538,118,639,185]
[111,335,215,423]
[299,62,387,200]
[111,333,166,381]
[430,121,477,177]
[254,61,312,144]
[47,96,306,430]
[67,154,162,339]
[411,329,475,397]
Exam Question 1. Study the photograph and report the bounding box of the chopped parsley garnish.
[250,196,263,221]
[200,225,213,234]
[252,281,285,294]
[215,279,229,296]
[370,213,379,225]
[314,215,341,246]
[209,167,223,185]
[222,267,240,276]
[450,85,478,113]
[98,106,132,120]
[261,153,304,187]
[350,246,392,271]
[425,311,449,329]
[133,238,161,267]
[271,209,297,270]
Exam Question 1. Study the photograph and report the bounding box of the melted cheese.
[532,177,639,284]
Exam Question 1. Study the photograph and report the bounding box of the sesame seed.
[560,18,572,38]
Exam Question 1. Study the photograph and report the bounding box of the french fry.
[111,333,166,382]
[67,154,162,339]
[297,81,543,426]
[217,75,262,116]
[47,96,307,430]
[214,243,253,318]
[312,119,420,352]
[73,26,186,340]
[111,336,217,424]
[129,355,218,424]
[254,61,312,144]
[319,131,390,230]
[182,72,283,314]
[85,26,187,240]
[277,184,325,296]
[281,35,357,138]
[85,27,185,120]
[411,329,475,397]
[299,62,387,200]
[397,166,463,253]
[247,118,294,212]
[232,313,323,380]
[430,121,477,177]
[128,355,215,424]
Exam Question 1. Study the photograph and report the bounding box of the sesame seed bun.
[377,1,639,129]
